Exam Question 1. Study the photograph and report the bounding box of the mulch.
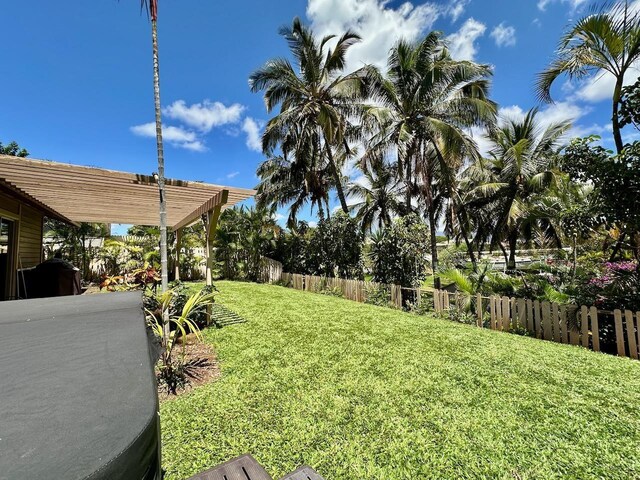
[158,335,220,401]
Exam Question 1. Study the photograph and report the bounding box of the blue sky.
[1,0,638,230]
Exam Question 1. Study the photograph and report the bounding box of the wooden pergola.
[0,155,255,285]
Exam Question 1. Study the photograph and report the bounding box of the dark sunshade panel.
[0,292,160,480]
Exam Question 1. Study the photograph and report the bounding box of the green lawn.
[161,281,640,479]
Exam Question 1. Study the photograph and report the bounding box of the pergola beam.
[172,189,229,230]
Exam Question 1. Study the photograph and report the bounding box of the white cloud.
[471,102,591,156]
[241,117,263,153]
[163,100,245,132]
[537,0,588,12]
[490,23,516,47]
[572,66,640,103]
[130,122,206,152]
[308,221,318,228]
[306,0,440,70]
[499,102,588,130]
[226,171,240,179]
[446,18,486,60]
[447,0,469,22]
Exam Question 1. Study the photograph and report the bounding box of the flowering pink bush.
[580,260,639,310]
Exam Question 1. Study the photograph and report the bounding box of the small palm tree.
[536,1,640,154]
[249,17,367,214]
[463,108,570,270]
[347,162,403,233]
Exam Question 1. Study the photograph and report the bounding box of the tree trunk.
[325,144,349,213]
[457,210,478,271]
[151,19,169,294]
[405,159,412,214]
[507,232,517,271]
[612,74,625,155]
[428,204,438,274]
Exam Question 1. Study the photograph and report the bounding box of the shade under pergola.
[0,155,255,228]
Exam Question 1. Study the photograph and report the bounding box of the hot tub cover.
[0,292,160,480]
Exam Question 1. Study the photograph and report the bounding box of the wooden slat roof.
[0,155,255,227]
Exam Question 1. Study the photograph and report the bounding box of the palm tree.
[363,33,497,272]
[347,162,403,233]
[536,1,640,154]
[463,108,570,270]
[255,150,332,227]
[249,17,367,214]
[129,0,169,292]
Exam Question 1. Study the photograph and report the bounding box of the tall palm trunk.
[612,75,625,154]
[507,231,518,271]
[325,143,349,213]
[150,14,169,293]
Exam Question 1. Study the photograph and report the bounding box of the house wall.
[0,190,45,299]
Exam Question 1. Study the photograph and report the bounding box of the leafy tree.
[44,220,109,279]
[363,32,496,272]
[347,162,403,233]
[463,108,569,270]
[536,1,640,154]
[214,206,280,281]
[0,141,28,157]
[369,214,431,287]
[562,137,640,259]
[619,76,640,130]
[306,212,363,278]
[250,17,367,215]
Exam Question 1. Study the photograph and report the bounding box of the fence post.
[625,310,638,360]
[476,293,483,327]
[541,302,552,340]
[501,296,510,331]
[590,306,600,352]
[613,310,626,357]
[489,296,496,330]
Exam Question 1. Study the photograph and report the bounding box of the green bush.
[369,214,430,287]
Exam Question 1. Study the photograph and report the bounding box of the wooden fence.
[276,272,422,309]
[433,289,640,360]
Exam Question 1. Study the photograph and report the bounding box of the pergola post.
[203,190,228,324]
[174,227,182,281]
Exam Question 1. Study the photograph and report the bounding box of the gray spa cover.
[0,292,160,480]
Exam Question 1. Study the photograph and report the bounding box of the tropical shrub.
[145,287,216,395]
[369,214,430,287]
[306,212,364,279]
[576,260,640,311]
[364,283,395,309]
[214,206,280,281]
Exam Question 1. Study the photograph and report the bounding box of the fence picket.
[476,293,483,327]
[443,290,450,310]
[580,306,589,348]
[490,296,497,329]
[526,299,533,332]
[559,304,567,344]
[541,302,552,340]
[517,298,526,331]
[534,300,542,338]
[590,306,600,352]
[568,307,579,345]
[614,310,626,357]
[637,312,640,356]
[501,296,510,331]
[625,310,638,360]
[551,303,561,342]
